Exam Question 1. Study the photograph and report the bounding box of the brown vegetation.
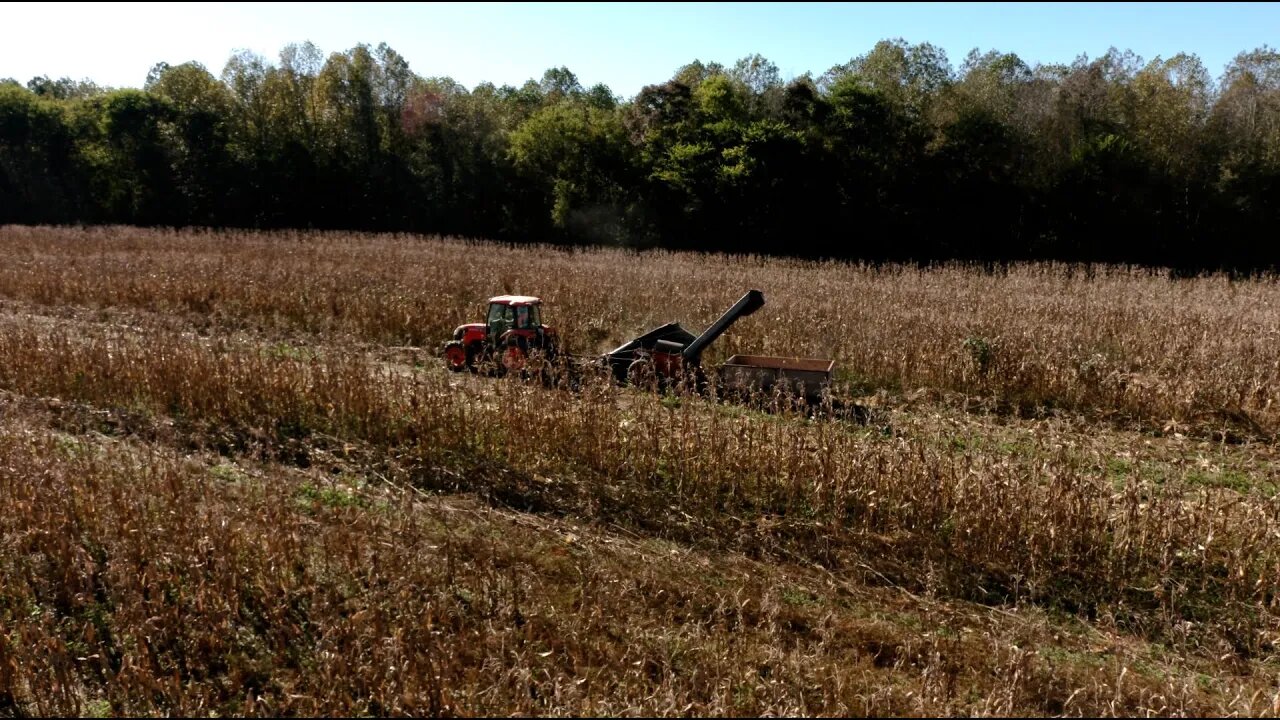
[0,226,1278,716]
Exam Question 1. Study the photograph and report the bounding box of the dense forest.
[2,40,1279,270]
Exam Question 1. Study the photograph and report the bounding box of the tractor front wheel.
[443,341,467,372]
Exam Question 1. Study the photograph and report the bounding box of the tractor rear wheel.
[501,342,528,376]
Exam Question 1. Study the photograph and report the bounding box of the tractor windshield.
[487,303,515,337]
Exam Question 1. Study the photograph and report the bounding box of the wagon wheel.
[626,358,658,391]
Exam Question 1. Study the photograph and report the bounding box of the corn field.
[0,226,1277,716]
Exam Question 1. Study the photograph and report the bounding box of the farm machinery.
[598,290,836,405]
[442,295,558,375]
[443,290,852,414]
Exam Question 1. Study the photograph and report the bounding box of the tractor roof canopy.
[489,295,541,306]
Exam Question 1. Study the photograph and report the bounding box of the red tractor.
[443,295,558,374]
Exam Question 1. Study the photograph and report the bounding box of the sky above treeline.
[3,2,1276,96]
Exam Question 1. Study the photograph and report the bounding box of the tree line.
[3,40,1279,270]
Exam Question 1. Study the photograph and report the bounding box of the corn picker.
[597,290,835,404]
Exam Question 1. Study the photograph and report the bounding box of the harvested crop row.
[4,407,1278,717]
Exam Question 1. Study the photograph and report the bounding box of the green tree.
[509,100,633,243]
[823,39,953,122]
[0,85,84,222]
[145,61,237,224]
[75,89,177,223]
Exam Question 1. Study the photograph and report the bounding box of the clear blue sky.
[3,2,1275,96]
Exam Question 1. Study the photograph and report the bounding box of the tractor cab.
[444,295,557,373]
[486,296,543,338]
